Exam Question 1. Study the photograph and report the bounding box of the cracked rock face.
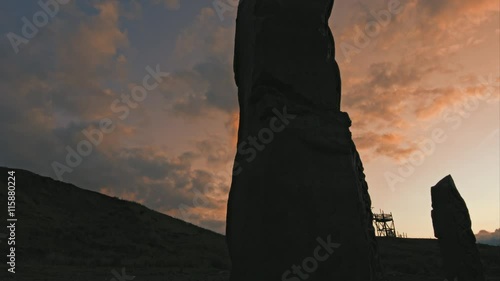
[431,175,485,281]
[226,1,382,280]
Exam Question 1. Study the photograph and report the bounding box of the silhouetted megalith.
[431,175,485,281]
[226,0,383,280]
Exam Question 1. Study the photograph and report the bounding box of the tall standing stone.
[431,175,485,281]
[226,1,383,280]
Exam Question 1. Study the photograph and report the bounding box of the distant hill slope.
[0,166,230,281]
[0,166,498,281]
[476,229,500,246]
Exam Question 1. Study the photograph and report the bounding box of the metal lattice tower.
[372,209,397,237]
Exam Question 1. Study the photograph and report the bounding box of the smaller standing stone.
[431,175,485,281]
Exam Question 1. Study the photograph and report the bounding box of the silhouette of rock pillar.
[431,175,485,281]
[226,1,383,280]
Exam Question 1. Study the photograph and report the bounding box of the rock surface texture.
[431,175,485,281]
[226,0,383,280]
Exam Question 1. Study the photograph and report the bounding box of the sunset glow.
[0,0,498,238]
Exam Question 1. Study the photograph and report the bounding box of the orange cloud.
[58,0,128,71]
[354,131,417,161]
[226,111,239,148]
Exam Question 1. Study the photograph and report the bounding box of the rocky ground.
[1,167,498,281]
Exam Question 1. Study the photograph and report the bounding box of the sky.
[0,0,498,238]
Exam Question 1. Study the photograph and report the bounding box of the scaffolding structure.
[372,209,397,237]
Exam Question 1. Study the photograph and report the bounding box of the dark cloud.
[161,59,237,119]
[157,6,238,119]
[194,136,234,167]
